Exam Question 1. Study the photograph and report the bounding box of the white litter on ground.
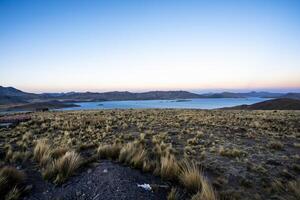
[103,169,108,173]
[137,183,152,191]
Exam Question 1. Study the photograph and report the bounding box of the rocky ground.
[24,160,170,200]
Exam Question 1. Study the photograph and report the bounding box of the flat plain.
[0,109,300,200]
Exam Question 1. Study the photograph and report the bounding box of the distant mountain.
[0,86,37,104]
[0,86,205,109]
[222,98,300,110]
[56,90,204,101]
[202,92,244,98]
[279,93,300,100]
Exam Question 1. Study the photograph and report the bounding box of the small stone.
[103,169,108,173]
[76,191,82,196]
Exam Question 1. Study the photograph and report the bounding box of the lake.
[58,97,271,111]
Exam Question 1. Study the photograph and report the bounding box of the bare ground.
[23,160,171,200]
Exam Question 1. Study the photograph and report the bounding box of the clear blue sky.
[0,0,300,93]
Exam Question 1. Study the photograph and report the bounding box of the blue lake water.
[58,98,271,111]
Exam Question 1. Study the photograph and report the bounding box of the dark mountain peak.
[0,86,31,96]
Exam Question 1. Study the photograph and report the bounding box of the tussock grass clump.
[191,186,217,200]
[219,146,245,158]
[198,179,217,200]
[0,166,26,199]
[160,154,179,180]
[50,147,68,159]
[33,139,83,184]
[97,143,121,160]
[11,151,31,163]
[119,142,138,163]
[179,160,203,192]
[43,151,82,184]
[33,139,51,166]
[131,148,147,168]
[167,187,180,200]
[179,160,217,199]
[187,138,198,146]
[119,142,147,169]
[5,144,13,162]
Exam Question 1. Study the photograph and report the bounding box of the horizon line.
[2,85,300,94]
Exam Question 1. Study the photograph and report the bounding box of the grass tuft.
[97,143,121,160]
[43,151,82,184]
[160,154,179,181]
[33,139,51,166]
[179,160,203,192]
[167,187,180,200]
[0,166,26,199]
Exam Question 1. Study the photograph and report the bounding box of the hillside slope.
[223,98,300,110]
[0,86,38,104]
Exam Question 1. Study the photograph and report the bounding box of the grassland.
[0,109,299,200]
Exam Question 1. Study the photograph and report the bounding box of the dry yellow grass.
[167,187,180,200]
[198,179,217,200]
[97,143,121,160]
[33,139,51,166]
[130,148,147,169]
[0,166,26,199]
[43,151,82,184]
[119,142,138,163]
[160,154,180,180]
[179,160,203,192]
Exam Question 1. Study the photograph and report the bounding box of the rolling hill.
[222,98,300,110]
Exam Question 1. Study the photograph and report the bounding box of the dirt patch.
[24,160,171,200]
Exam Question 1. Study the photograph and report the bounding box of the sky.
[0,0,300,93]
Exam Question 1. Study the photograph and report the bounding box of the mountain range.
[1,86,300,105]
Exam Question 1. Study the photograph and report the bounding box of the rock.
[76,191,82,196]
[266,159,282,166]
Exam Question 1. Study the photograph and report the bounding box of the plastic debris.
[137,183,152,191]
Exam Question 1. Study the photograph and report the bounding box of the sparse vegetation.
[179,160,205,192]
[160,154,180,181]
[0,166,26,199]
[48,151,82,184]
[0,109,299,199]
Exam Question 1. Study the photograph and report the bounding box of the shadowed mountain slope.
[222,98,300,110]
